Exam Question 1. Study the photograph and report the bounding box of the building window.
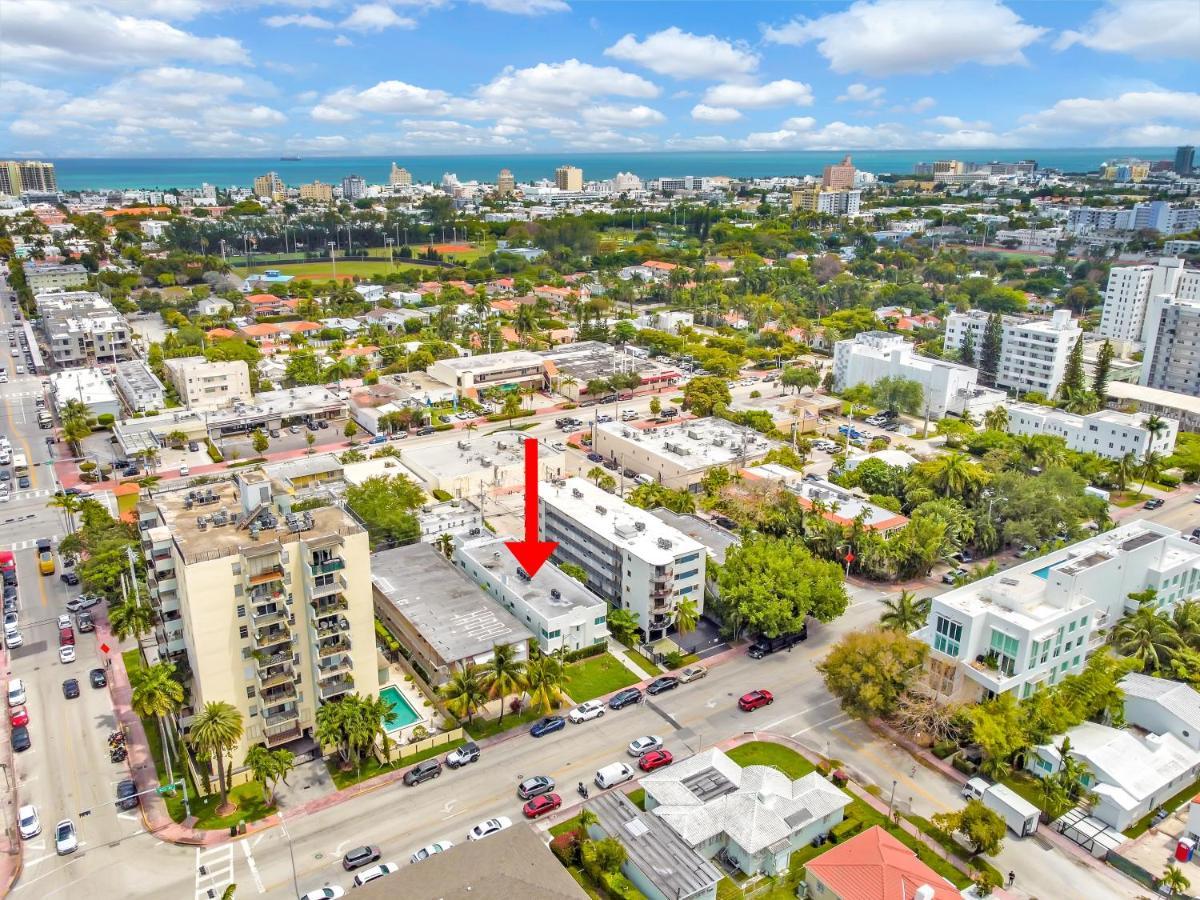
[933,615,962,657]
[237,605,246,618]
[1036,758,1053,774]
[593,616,606,625]
[239,625,248,639]
[246,686,255,698]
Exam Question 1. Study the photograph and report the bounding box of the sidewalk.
[0,645,22,895]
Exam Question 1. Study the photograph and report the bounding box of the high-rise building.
[1098,257,1200,344]
[1142,296,1200,396]
[822,155,857,190]
[137,471,378,759]
[944,309,1081,396]
[341,174,366,200]
[932,160,964,178]
[0,160,57,196]
[555,165,583,192]
[389,163,412,187]
[1176,146,1196,176]
[790,187,861,217]
[252,171,285,200]
[298,181,334,202]
[496,168,516,197]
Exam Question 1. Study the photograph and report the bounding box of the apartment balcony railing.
[247,565,285,587]
[310,595,349,615]
[260,682,298,705]
[257,665,294,690]
[251,608,288,630]
[254,624,291,651]
[317,656,353,681]
[308,558,346,577]
[319,676,354,700]
[254,649,291,671]
[308,575,347,599]
[263,707,300,730]
[264,722,303,746]
[315,616,351,639]
[316,635,351,658]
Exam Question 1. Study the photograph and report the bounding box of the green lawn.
[326,737,466,791]
[726,742,817,779]
[627,788,646,810]
[463,705,547,741]
[561,653,638,703]
[1110,490,1151,508]
[235,259,420,280]
[999,771,1048,812]
[619,645,662,677]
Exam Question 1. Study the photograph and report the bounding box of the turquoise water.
[379,685,421,732]
[45,149,1175,191]
[1032,564,1056,579]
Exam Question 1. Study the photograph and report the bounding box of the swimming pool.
[379,685,422,732]
[1032,561,1062,579]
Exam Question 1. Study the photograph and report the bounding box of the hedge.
[431,489,453,501]
[562,641,608,663]
[952,755,978,776]
[831,818,863,841]
[598,871,641,900]
[550,831,579,864]
[374,618,401,654]
[205,439,224,463]
[932,740,959,760]
[486,409,536,423]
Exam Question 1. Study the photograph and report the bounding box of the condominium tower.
[1098,258,1200,344]
[0,160,57,196]
[496,168,516,197]
[943,309,1082,396]
[822,155,857,189]
[555,165,583,192]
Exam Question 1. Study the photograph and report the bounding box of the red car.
[9,706,28,727]
[639,749,673,772]
[522,792,562,819]
[738,689,774,711]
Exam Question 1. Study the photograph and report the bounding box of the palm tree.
[1170,600,1200,650]
[109,598,156,654]
[1108,452,1137,491]
[1161,864,1191,896]
[586,466,607,486]
[441,663,488,724]
[243,745,294,805]
[1036,771,1071,821]
[434,533,454,558]
[1111,606,1182,672]
[188,701,245,816]
[673,598,700,638]
[606,607,640,645]
[1144,414,1169,455]
[464,421,477,446]
[130,661,185,790]
[47,492,84,534]
[927,452,987,500]
[1138,450,1165,494]
[481,643,526,723]
[524,653,564,714]
[879,590,932,632]
[982,405,1009,433]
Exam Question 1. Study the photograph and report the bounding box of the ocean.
[46,149,1172,192]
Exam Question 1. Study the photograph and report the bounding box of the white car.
[299,888,345,900]
[627,735,663,757]
[549,442,567,452]
[18,804,40,839]
[568,699,606,723]
[55,819,78,855]
[7,678,26,706]
[409,841,452,864]
[0,488,9,503]
[467,816,512,842]
[57,614,72,630]
[4,629,22,649]
[352,863,398,887]
[59,644,76,664]
[179,465,189,476]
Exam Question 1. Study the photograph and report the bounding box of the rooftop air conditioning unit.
[572,488,583,499]
[634,521,646,531]
[657,537,672,550]
[550,588,561,599]
[595,505,607,516]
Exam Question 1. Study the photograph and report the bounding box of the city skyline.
[2,0,1198,159]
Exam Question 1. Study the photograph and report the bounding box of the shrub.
[431,489,453,501]
[485,409,536,423]
[750,390,761,399]
[205,439,223,463]
[1157,473,1181,488]
[560,402,578,410]
[952,755,978,776]
[932,740,958,760]
[598,871,641,900]
[831,818,862,842]
[550,831,579,865]
[562,642,607,663]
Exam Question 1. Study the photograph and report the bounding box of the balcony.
[315,615,351,639]
[308,558,345,577]
[260,682,297,705]
[252,608,288,630]
[257,664,294,690]
[247,565,284,587]
[316,634,351,657]
[263,706,300,730]
[319,676,354,700]
[308,574,347,600]
[254,624,291,650]
[310,595,348,615]
[317,655,353,680]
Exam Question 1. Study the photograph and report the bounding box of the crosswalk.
[195,844,236,900]
[3,534,61,552]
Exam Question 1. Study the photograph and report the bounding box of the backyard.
[561,653,639,703]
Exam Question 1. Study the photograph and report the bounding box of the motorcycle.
[110,747,128,762]
[576,782,589,799]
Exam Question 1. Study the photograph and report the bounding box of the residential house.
[1120,673,1200,751]
[805,826,962,900]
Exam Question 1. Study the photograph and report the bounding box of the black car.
[17,475,29,489]
[747,627,808,659]
[77,612,94,633]
[60,571,80,586]
[586,452,604,463]
[646,676,679,696]
[89,668,107,688]
[187,441,200,452]
[712,515,738,530]
[62,678,80,699]
[11,725,30,752]
[602,459,618,470]
[342,845,382,871]
[318,420,329,429]
[529,715,566,738]
[116,779,139,810]
[1143,498,1165,510]
[402,758,443,786]
[416,426,436,436]
[609,687,643,710]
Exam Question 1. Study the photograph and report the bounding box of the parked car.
[409,842,452,864]
[646,676,679,695]
[529,715,566,738]
[415,426,436,436]
[7,678,26,706]
[61,678,80,699]
[89,668,107,688]
[77,612,94,633]
[522,793,562,819]
[11,725,31,752]
[66,594,101,613]
[60,571,80,586]
[10,706,28,727]
[517,775,555,800]
[299,889,345,900]
[747,627,807,658]
[467,817,512,841]
[17,804,40,839]
[638,750,674,772]
[568,699,606,723]
[445,742,480,769]
[116,779,139,810]
[594,762,635,790]
[352,863,398,887]
[55,820,78,855]
[627,735,663,757]
[342,845,382,871]
[59,644,76,664]
[738,689,774,711]
[678,665,707,683]
[942,568,968,585]
[402,759,443,786]
[586,452,604,463]
[608,687,642,710]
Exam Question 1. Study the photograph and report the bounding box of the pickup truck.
[747,626,808,659]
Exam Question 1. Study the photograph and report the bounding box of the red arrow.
[504,437,558,577]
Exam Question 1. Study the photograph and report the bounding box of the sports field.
[231,242,492,280]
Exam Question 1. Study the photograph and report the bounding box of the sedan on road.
[409,842,452,865]
[627,735,663,757]
[55,819,78,855]
[11,725,30,752]
[646,676,679,695]
[342,845,382,871]
[60,571,80,586]
[89,668,107,688]
[1143,498,1165,510]
[352,863,397,887]
[59,644,76,664]
[299,888,345,900]
[638,750,674,772]
[467,817,512,842]
[116,779,139,810]
[517,775,555,800]
[568,699,606,723]
[62,678,80,699]
[586,452,604,463]
[522,793,562,819]
[17,805,40,840]
[678,665,707,683]
[529,715,566,738]
[608,687,642,710]
[738,689,774,711]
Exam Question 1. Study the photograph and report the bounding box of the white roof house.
[1121,673,1200,751]
[640,747,849,877]
[1027,721,1200,831]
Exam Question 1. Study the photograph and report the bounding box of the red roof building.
[805,827,961,900]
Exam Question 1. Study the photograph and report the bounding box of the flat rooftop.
[403,430,560,479]
[541,477,704,565]
[205,385,345,426]
[786,476,909,532]
[1106,381,1200,417]
[538,340,678,382]
[371,542,533,662]
[152,478,362,564]
[458,535,607,617]
[433,349,544,372]
[597,417,772,469]
[647,509,739,564]
[417,498,483,539]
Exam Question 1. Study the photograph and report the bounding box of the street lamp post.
[328,241,337,280]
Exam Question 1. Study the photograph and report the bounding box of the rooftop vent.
[550,588,561,599]
[634,521,646,532]
[999,577,1019,587]
[595,505,607,516]
[657,537,672,550]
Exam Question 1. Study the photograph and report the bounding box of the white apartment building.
[1067,202,1200,236]
[831,331,1005,419]
[539,477,705,642]
[1141,295,1200,397]
[113,359,166,412]
[592,418,772,491]
[1004,402,1178,460]
[1097,258,1200,344]
[163,357,253,411]
[22,262,88,293]
[50,367,120,419]
[918,521,1200,704]
[455,535,609,653]
[137,471,378,760]
[426,350,545,396]
[944,309,1081,396]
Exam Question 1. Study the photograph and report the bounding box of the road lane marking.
[791,711,850,737]
[760,696,841,731]
[240,839,266,894]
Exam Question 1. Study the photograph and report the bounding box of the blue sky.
[1,0,1198,157]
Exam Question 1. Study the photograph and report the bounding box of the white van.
[594,762,635,790]
[633,473,655,487]
[7,678,26,707]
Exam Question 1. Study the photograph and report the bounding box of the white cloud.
[312,80,451,120]
[743,119,907,149]
[333,35,353,46]
[1056,1,1200,60]
[581,104,665,128]
[341,4,416,31]
[2,0,245,70]
[1019,90,1200,131]
[702,79,812,108]
[604,27,758,80]
[468,0,568,13]
[926,115,991,130]
[923,128,1013,149]
[0,78,69,109]
[691,104,742,122]
[764,0,1046,76]
[910,96,937,113]
[837,83,885,103]
[665,134,731,149]
[473,59,659,112]
[264,13,334,29]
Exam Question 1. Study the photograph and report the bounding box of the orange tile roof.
[805,827,960,900]
[240,323,281,337]
[339,345,379,358]
[246,293,279,304]
[280,320,321,333]
[101,206,171,218]
[500,326,520,343]
[490,299,519,312]
[207,328,238,340]
[643,260,679,270]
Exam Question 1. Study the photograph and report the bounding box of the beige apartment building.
[164,356,252,410]
[555,165,583,192]
[299,180,334,202]
[139,471,377,759]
